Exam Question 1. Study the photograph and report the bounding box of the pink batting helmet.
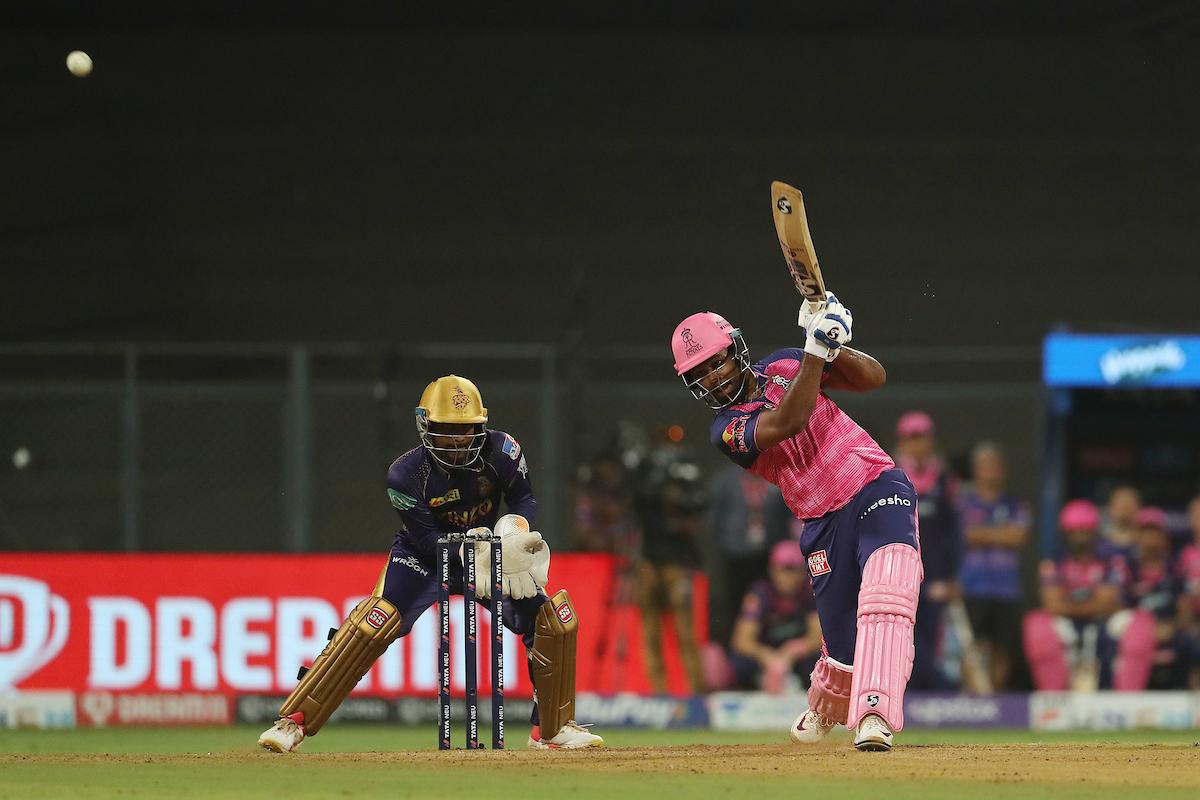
[671,311,737,375]
[1059,499,1100,532]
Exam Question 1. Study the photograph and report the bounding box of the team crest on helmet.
[452,386,471,410]
[681,328,703,358]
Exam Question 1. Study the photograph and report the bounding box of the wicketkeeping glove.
[463,515,551,600]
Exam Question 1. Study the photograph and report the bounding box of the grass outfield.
[2,725,1199,800]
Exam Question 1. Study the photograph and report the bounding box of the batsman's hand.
[803,296,853,362]
[797,290,839,331]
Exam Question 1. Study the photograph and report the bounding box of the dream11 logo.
[0,575,70,690]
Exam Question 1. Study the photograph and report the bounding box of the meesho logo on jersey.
[0,575,70,690]
[860,494,912,520]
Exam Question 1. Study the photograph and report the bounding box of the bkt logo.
[0,575,70,690]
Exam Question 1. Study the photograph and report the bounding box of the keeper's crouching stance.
[672,295,922,751]
[258,375,603,752]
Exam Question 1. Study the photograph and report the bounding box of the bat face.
[771,181,827,301]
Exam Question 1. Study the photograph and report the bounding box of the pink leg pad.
[1113,609,1157,691]
[847,543,922,731]
[1022,610,1071,691]
[807,656,853,724]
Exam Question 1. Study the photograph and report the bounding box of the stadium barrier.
[6,690,1200,731]
[1,553,705,698]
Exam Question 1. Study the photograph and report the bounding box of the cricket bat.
[770,181,827,301]
[948,599,994,695]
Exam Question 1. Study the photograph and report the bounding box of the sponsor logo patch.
[501,434,521,460]
[517,454,528,478]
[807,550,831,577]
[867,694,880,708]
[555,602,574,624]
[390,555,430,577]
[721,416,751,453]
[366,608,391,630]
[388,489,418,511]
[428,489,460,508]
[859,493,913,520]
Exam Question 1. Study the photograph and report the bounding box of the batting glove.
[797,290,839,331]
[803,298,853,362]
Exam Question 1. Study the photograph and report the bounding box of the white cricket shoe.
[528,721,605,750]
[258,713,306,753]
[853,713,893,752]
[789,709,836,744]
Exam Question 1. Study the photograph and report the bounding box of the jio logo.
[0,575,70,690]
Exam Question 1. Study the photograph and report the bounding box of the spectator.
[633,446,708,693]
[1099,484,1142,559]
[956,441,1029,691]
[573,450,639,555]
[707,465,792,642]
[894,410,962,690]
[1023,500,1134,691]
[1122,507,1187,689]
[1176,495,1200,688]
[729,540,822,693]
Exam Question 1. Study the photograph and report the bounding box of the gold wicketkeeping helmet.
[415,375,488,470]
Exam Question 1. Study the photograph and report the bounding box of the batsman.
[258,375,604,752]
[672,296,921,751]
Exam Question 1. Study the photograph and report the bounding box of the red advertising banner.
[1,553,706,700]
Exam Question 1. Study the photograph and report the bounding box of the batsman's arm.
[822,347,886,393]
[751,354,826,450]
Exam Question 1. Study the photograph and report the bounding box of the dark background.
[2,3,1199,552]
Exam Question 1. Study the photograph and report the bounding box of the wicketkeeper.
[258,375,604,751]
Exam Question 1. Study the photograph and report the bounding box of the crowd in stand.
[574,414,1200,695]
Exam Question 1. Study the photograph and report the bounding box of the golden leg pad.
[531,589,579,740]
[277,596,403,736]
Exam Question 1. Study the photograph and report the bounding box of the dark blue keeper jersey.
[385,429,536,557]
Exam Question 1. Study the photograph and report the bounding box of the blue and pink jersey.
[739,577,817,648]
[957,489,1028,601]
[1179,545,1200,615]
[710,348,894,519]
[1039,553,1129,604]
[1126,558,1179,620]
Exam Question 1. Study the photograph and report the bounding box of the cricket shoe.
[853,713,893,752]
[528,721,605,750]
[258,713,306,753]
[789,709,836,744]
